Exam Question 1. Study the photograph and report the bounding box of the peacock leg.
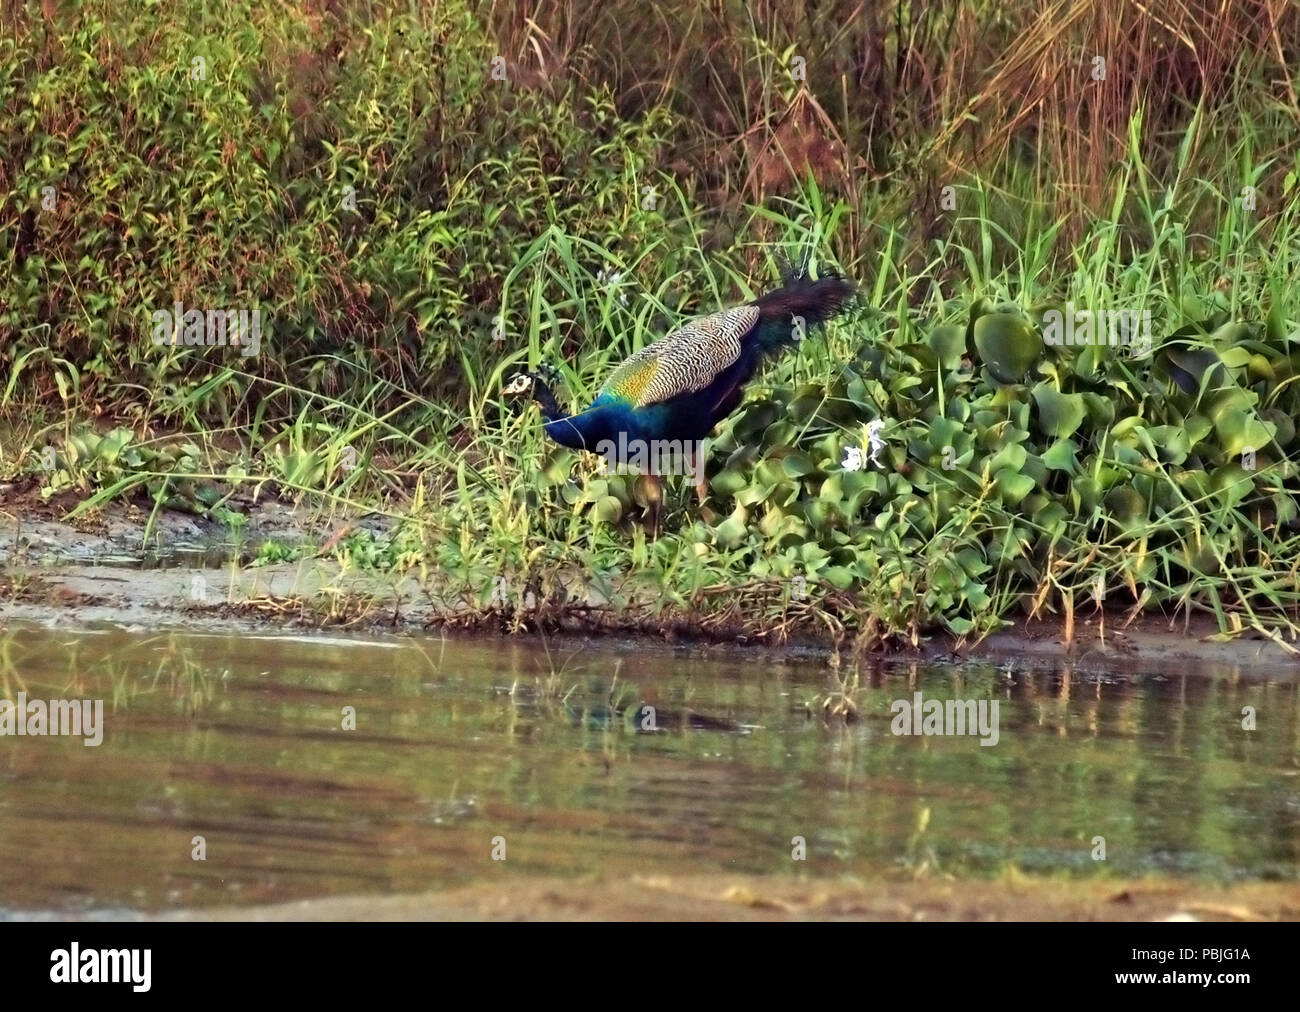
[647,473,662,539]
[691,441,709,504]
[634,471,663,539]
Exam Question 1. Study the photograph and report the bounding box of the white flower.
[597,269,629,306]
[866,419,886,467]
[841,446,863,471]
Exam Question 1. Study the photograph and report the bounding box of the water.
[0,622,1295,916]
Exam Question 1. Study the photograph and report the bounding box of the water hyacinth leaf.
[1105,485,1147,526]
[1178,537,1221,576]
[1073,342,1106,379]
[712,507,749,549]
[1142,425,1191,464]
[1208,321,1253,349]
[1035,501,1069,534]
[591,495,623,524]
[1110,415,1144,441]
[820,566,855,590]
[965,297,993,337]
[1001,396,1030,434]
[845,376,875,410]
[1205,386,1255,426]
[1032,383,1087,438]
[1184,414,1214,446]
[1113,442,1145,468]
[1041,438,1081,471]
[541,452,576,485]
[734,401,779,442]
[755,458,787,487]
[1154,479,1182,514]
[965,582,991,612]
[805,498,844,532]
[736,481,776,507]
[994,467,1034,505]
[1163,347,1227,397]
[855,470,887,499]
[795,543,829,567]
[1021,452,1048,487]
[933,557,964,591]
[1218,346,1254,369]
[973,312,1040,384]
[1081,392,1116,427]
[1210,463,1255,508]
[786,386,826,425]
[1247,354,1276,382]
[1020,493,1049,517]
[1214,409,1276,457]
[760,509,807,541]
[903,343,939,371]
[607,476,633,506]
[762,420,798,449]
[1262,408,1295,448]
[1174,469,1210,501]
[99,428,133,463]
[946,616,974,636]
[927,324,966,368]
[987,442,1027,475]
[1072,475,1100,513]
[710,468,747,497]
[889,374,924,397]
[781,451,817,479]
[1131,426,1159,460]
[928,416,964,450]
[955,547,990,576]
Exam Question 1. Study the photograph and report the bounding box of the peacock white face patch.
[502,373,533,395]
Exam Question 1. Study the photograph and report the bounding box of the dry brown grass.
[491,0,1300,228]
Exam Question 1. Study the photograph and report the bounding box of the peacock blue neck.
[540,392,685,453]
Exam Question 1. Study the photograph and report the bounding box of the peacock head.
[503,363,563,400]
[503,365,568,420]
[502,372,536,397]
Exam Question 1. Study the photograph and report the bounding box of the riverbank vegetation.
[2,0,1298,649]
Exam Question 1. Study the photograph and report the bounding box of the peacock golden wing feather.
[600,305,760,408]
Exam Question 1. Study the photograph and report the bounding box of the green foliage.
[0,1,677,418]
[2,2,1298,646]
[703,297,1300,640]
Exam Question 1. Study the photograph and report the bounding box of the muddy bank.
[3,558,1296,676]
[155,874,1300,922]
[2,501,1298,674]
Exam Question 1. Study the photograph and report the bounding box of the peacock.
[503,269,855,533]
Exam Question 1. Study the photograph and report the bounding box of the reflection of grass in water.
[900,806,939,880]
[0,629,230,718]
[0,627,29,700]
[509,637,595,709]
[506,651,647,763]
[806,649,860,720]
[135,637,230,718]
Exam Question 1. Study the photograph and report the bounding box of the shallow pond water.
[0,622,1295,916]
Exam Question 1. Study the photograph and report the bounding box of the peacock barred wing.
[600,304,760,408]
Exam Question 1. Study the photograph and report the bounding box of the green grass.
[2,0,1298,648]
